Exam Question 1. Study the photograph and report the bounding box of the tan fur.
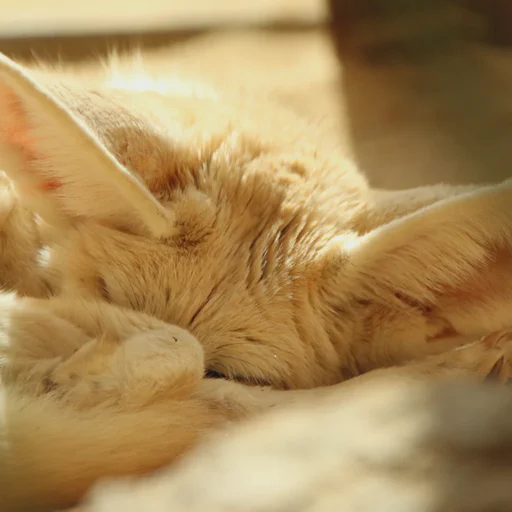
[84,374,512,512]
[0,52,511,510]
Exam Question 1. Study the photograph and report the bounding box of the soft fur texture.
[84,373,512,512]
[0,52,511,511]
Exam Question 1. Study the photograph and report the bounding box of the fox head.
[0,53,511,391]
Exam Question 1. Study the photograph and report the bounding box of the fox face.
[1,53,512,393]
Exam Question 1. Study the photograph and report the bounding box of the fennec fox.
[0,52,511,511]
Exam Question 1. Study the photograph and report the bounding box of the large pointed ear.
[0,53,173,237]
[330,180,512,337]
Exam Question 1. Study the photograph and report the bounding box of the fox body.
[0,53,511,510]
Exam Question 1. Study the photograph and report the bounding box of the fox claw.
[485,355,505,382]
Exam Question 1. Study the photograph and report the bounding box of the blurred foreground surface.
[85,376,512,512]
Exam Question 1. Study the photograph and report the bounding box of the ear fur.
[0,53,173,237]
[330,179,512,338]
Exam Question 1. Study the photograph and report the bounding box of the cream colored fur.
[0,52,511,511]
[85,374,512,512]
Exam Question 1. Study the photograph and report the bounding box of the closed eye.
[204,368,270,387]
[204,369,228,380]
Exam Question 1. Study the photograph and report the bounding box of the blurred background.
[1,0,511,189]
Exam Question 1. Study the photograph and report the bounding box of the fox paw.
[45,337,118,407]
[46,327,204,409]
[416,330,512,383]
[480,330,512,382]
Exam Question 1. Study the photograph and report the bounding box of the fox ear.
[336,181,512,338]
[0,53,173,237]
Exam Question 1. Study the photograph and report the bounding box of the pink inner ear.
[36,178,61,191]
[0,85,62,191]
[0,87,35,152]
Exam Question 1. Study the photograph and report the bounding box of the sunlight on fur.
[0,49,511,511]
[102,50,219,98]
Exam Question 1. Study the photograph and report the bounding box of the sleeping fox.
[0,51,512,511]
